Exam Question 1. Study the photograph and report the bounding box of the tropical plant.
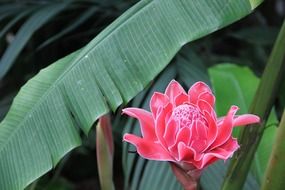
[0,0,284,190]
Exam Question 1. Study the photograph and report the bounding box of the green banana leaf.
[0,0,262,189]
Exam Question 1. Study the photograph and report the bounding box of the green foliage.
[222,19,285,190]
[0,0,259,189]
[209,64,277,186]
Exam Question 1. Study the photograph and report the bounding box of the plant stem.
[170,162,201,190]
[261,109,285,190]
[96,115,115,190]
[222,19,285,190]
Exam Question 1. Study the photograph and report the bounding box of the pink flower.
[123,80,260,170]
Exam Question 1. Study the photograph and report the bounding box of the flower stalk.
[222,19,285,190]
[96,114,115,190]
[170,162,201,190]
[261,109,285,190]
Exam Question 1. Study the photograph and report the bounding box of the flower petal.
[163,119,178,147]
[178,142,195,162]
[197,99,217,121]
[188,82,213,105]
[150,92,169,118]
[174,92,189,107]
[169,123,193,160]
[122,108,157,141]
[233,114,260,127]
[203,111,218,149]
[196,120,208,140]
[123,134,174,161]
[188,124,207,157]
[198,138,239,169]
[155,106,170,148]
[192,157,219,169]
[165,80,186,105]
[210,106,239,149]
[191,140,207,155]
[198,91,215,108]
[176,126,191,146]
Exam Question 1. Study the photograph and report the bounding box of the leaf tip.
[249,0,263,9]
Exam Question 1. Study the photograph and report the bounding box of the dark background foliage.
[0,0,284,189]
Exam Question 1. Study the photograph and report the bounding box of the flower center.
[172,104,203,128]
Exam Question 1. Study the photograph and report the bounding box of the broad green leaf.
[0,3,68,79]
[0,51,82,190]
[209,64,278,185]
[0,0,260,189]
[209,64,258,116]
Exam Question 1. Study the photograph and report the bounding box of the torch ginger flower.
[123,80,260,189]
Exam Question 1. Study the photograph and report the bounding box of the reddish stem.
[170,162,202,190]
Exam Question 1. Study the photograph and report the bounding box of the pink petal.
[176,127,191,146]
[123,134,174,161]
[189,120,207,142]
[169,123,193,160]
[192,157,219,169]
[165,80,187,105]
[188,82,213,105]
[174,92,189,107]
[155,106,170,148]
[186,121,207,160]
[210,106,239,149]
[169,144,179,160]
[198,138,239,169]
[197,100,217,121]
[150,92,169,118]
[196,120,208,140]
[122,108,157,141]
[191,140,207,155]
[177,142,195,161]
[198,91,215,108]
[163,119,178,147]
[220,137,240,152]
[181,122,204,162]
[162,103,173,124]
[233,114,260,127]
[203,111,218,149]
[217,117,224,125]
